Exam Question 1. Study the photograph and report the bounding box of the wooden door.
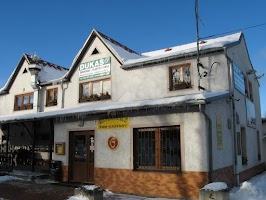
[69,131,94,183]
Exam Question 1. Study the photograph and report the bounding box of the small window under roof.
[91,48,99,55]
[23,68,28,74]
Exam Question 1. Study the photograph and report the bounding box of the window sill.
[46,102,58,107]
[79,95,111,103]
[170,84,192,91]
[14,105,33,111]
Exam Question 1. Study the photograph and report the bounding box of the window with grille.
[133,126,181,172]
[46,88,58,106]
[14,93,33,111]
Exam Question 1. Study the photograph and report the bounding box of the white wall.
[53,112,209,172]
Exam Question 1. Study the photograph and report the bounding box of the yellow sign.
[98,117,129,130]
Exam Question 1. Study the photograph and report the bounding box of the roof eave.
[122,47,225,69]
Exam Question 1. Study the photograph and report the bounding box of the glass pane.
[102,80,111,95]
[82,84,89,97]
[30,95,33,104]
[54,90,58,101]
[183,66,191,84]
[23,96,29,105]
[17,96,22,106]
[138,129,155,169]
[160,128,180,170]
[172,68,181,85]
[48,90,54,102]
[92,82,101,96]
[74,135,86,161]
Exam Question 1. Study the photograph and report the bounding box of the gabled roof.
[65,29,141,80]
[0,54,68,94]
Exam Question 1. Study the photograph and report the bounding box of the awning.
[0,91,231,124]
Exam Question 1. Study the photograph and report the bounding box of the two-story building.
[0,29,264,199]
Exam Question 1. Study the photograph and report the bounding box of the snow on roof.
[123,32,242,66]
[25,54,69,83]
[0,91,230,123]
[98,31,142,62]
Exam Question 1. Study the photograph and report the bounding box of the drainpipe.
[60,79,68,109]
[199,103,213,183]
[28,64,42,113]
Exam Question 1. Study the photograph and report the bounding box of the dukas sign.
[79,57,111,80]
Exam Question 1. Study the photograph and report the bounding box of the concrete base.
[199,189,229,200]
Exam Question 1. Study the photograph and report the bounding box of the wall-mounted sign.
[233,63,245,95]
[55,142,65,155]
[216,113,223,150]
[98,117,129,130]
[107,136,119,150]
[246,98,256,127]
[79,57,111,81]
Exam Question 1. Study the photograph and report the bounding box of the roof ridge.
[24,54,69,71]
[97,31,140,55]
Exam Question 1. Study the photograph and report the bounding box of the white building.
[0,29,264,199]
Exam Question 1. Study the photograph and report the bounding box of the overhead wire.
[200,22,266,40]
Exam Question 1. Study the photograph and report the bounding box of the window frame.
[46,88,58,107]
[133,126,181,173]
[14,93,34,111]
[169,64,192,91]
[79,78,111,102]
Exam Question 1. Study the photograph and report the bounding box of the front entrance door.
[69,131,94,182]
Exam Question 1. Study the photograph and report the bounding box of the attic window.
[91,48,99,55]
[23,68,28,74]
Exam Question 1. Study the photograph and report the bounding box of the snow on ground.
[1,171,266,199]
[0,175,23,183]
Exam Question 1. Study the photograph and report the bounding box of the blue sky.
[0,0,266,115]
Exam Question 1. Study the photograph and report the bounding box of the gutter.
[122,47,224,69]
[198,103,213,183]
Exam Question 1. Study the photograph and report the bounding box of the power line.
[200,22,266,40]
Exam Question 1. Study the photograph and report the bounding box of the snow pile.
[67,195,89,200]
[0,175,23,183]
[230,172,266,200]
[202,182,228,191]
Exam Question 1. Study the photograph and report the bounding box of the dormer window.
[46,88,58,107]
[14,93,33,111]
[169,64,191,91]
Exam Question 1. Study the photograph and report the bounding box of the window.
[257,131,261,161]
[46,88,58,106]
[244,77,253,101]
[133,126,181,172]
[241,127,248,165]
[79,79,111,102]
[248,81,253,101]
[14,93,33,111]
[169,64,191,91]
